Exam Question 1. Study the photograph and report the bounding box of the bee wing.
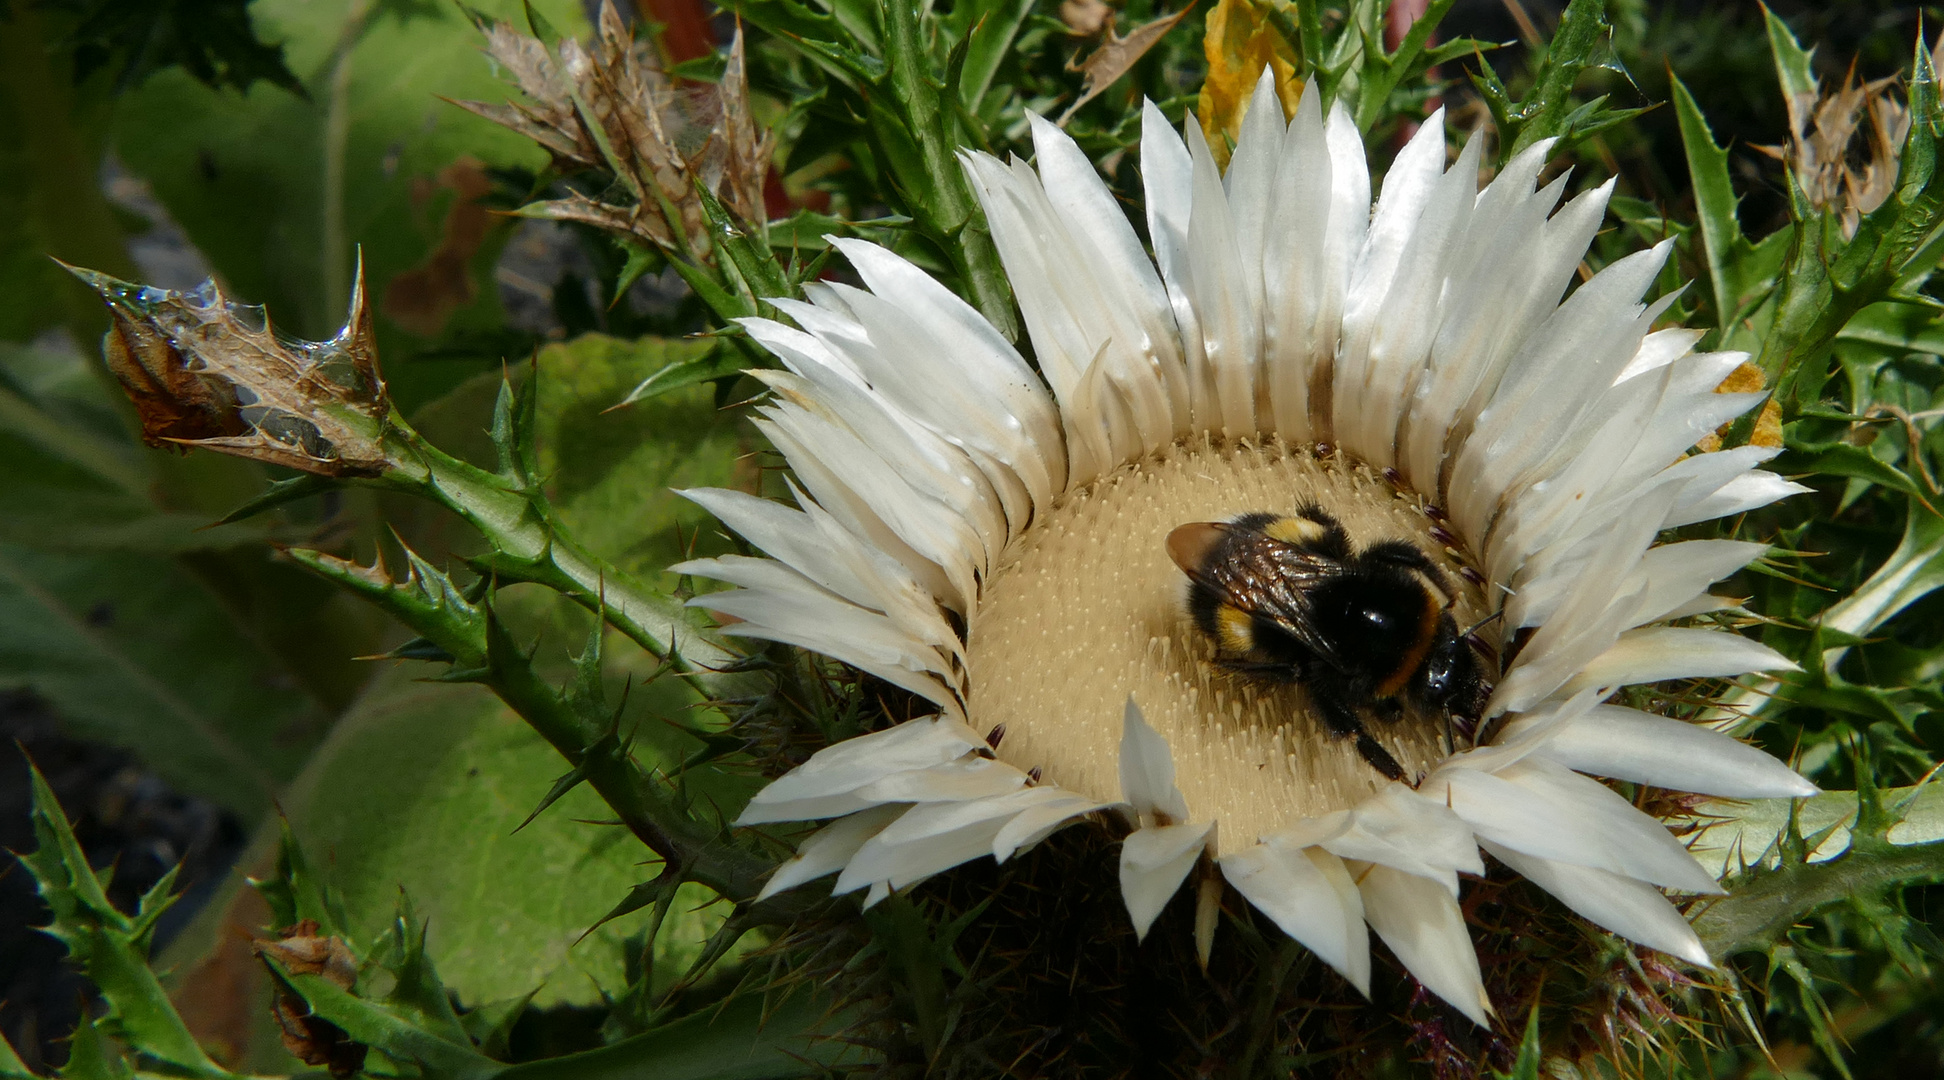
[1191,534,1345,667]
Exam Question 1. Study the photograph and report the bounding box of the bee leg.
[1290,503,1352,559]
[1355,735,1407,783]
[1309,679,1407,783]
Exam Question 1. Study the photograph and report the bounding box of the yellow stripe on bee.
[1261,516,1328,545]
[1216,604,1256,652]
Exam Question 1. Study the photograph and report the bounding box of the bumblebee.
[1165,505,1491,782]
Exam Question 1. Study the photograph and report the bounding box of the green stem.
[880,0,1017,341]
[379,415,748,684]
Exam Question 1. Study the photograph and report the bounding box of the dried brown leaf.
[254,919,368,1078]
[64,260,392,477]
[716,28,775,226]
[1059,5,1196,126]
[463,0,772,255]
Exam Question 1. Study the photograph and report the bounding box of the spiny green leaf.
[1818,500,1944,657]
[694,183,792,309]
[618,345,746,406]
[266,956,502,1080]
[1503,0,1613,159]
[21,763,235,1080]
[1692,782,1944,957]
[1762,5,1819,122]
[491,362,542,489]
[460,992,535,1062]
[956,0,1032,112]
[515,756,597,834]
[56,1020,129,1080]
[248,816,346,937]
[374,892,475,1048]
[1672,74,1755,342]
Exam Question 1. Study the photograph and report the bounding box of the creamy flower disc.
[673,71,1819,1026]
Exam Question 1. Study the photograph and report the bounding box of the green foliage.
[1470,0,1647,164]
[107,0,592,409]
[43,0,305,96]
[0,342,369,815]
[20,762,239,1080]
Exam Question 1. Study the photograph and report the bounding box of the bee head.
[1417,621,1488,717]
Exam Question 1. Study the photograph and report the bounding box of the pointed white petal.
[1482,841,1712,967]
[1616,328,1704,382]
[1185,116,1261,435]
[738,749,1017,825]
[1221,843,1371,993]
[759,805,908,900]
[1261,83,1333,438]
[691,586,962,716]
[1563,625,1798,695]
[1223,69,1284,331]
[1668,468,1815,527]
[992,791,1111,862]
[754,417,964,611]
[737,715,979,821]
[1268,784,1482,896]
[1358,864,1492,1027]
[857,756,1029,802]
[1120,698,1190,824]
[1626,540,1770,625]
[1430,757,1725,894]
[834,788,1068,894]
[1120,820,1215,940]
[1521,704,1819,798]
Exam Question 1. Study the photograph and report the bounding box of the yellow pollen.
[966,436,1490,850]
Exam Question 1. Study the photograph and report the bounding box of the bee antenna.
[1460,610,1505,637]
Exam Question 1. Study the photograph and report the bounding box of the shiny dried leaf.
[66,260,392,477]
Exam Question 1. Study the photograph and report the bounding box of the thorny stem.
[377,412,750,688]
[1693,837,1944,957]
[880,0,1017,342]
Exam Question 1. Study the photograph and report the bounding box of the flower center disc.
[967,437,1491,848]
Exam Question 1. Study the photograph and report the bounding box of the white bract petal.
[1220,843,1370,993]
[1120,698,1190,826]
[1121,820,1216,940]
[1511,704,1819,798]
[1482,841,1712,967]
[759,805,908,900]
[1358,864,1493,1027]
